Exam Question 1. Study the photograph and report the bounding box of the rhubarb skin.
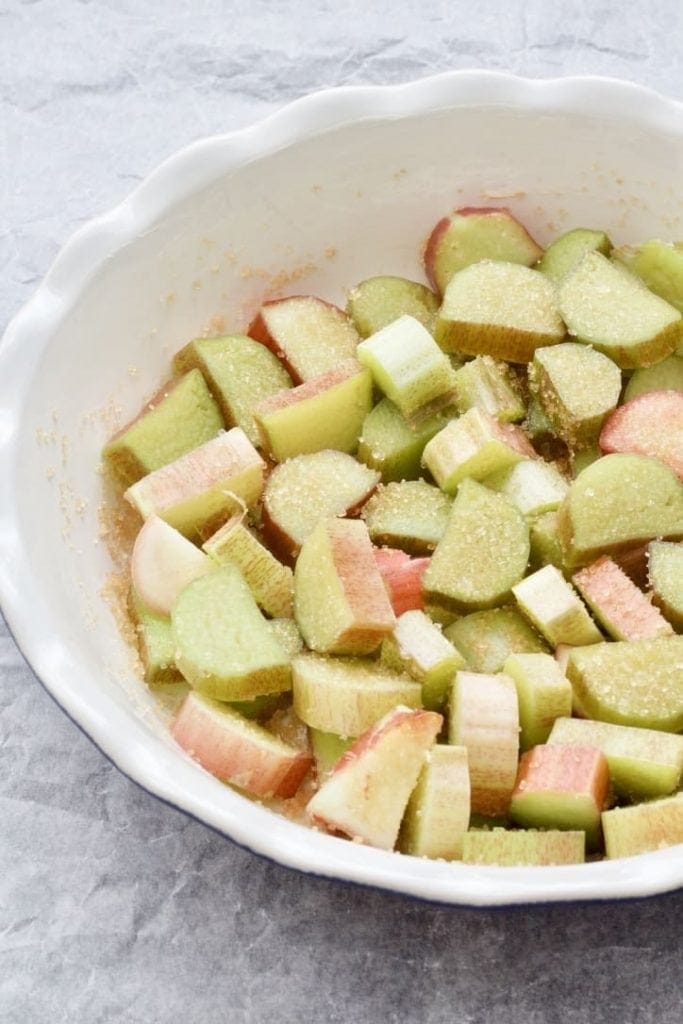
[572,555,673,641]
[372,547,430,616]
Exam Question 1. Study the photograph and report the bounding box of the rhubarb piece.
[130,515,213,616]
[566,636,683,732]
[461,829,585,866]
[530,342,621,448]
[599,390,683,478]
[453,355,526,422]
[203,514,294,618]
[623,355,683,401]
[572,556,673,641]
[307,706,442,850]
[372,547,430,616]
[424,207,543,295]
[537,227,611,284]
[381,610,466,711]
[357,398,451,483]
[422,407,536,494]
[262,450,379,563]
[613,240,683,316]
[424,479,530,612]
[172,564,291,701]
[435,261,565,362]
[602,794,683,859]
[254,360,372,462]
[292,654,421,737]
[503,652,572,751]
[558,454,683,569]
[356,315,457,422]
[449,671,519,816]
[485,459,568,520]
[510,744,609,848]
[248,295,359,383]
[558,251,682,368]
[173,335,292,447]
[648,540,683,630]
[362,480,452,555]
[529,510,566,572]
[172,692,311,798]
[129,589,182,686]
[548,717,683,799]
[444,608,547,674]
[400,745,471,859]
[103,369,223,485]
[268,617,304,658]
[309,728,354,777]
[512,565,602,646]
[125,428,265,539]
[346,276,439,337]
[294,519,395,656]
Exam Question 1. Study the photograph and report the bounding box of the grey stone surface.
[1,2,682,1021]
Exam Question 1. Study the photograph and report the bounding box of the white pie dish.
[1,70,682,906]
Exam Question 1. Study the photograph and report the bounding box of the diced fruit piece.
[648,540,683,630]
[529,510,566,572]
[485,459,568,520]
[262,450,379,564]
[453,355,525,422]
[309,728,354,777]
[254,360,372,462]
[357,315,457,422]
[131,515,213,616]
[461,829,585,866]
[566,636,683,732]
[423,407,536,494]
[381,610,466,711]
[512,565,602,646]
[346,276,439,337]
[424,207,543,295]
[623,355,683,402]
[449,671,519,816]
[362,480,452,555]
[307,706,442,850]
[558,251,682,368]
[599,390,683,478]
[548,717,683,800]
[572,556,673,641]
[444,608,548,674]
[203,513,294,618]
[372,547,430,616]
[503,652,573,750]
[294,519,395,656]
[613,240,683,315]
[435,261,565,363]
[103,369,223,485]
[530,343,621,448]
[602,794,683,859]
[510,744,609,848]
[172,691,311,798]
[173,335,292,447]
[125,428,265,539]
[267,617,304,658]
[558,453,683,569]
[357,398,451,483]
[424,480,530,613]
[400,746,470,859]
[172,564,291,701]
[129,589,182,686]
[292,654,421,737]
[248,295,359,383]
[229,692,291,721]
[537,227,612,284]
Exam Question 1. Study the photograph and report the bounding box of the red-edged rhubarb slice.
[131,515,213,616]
[372,547,430,616]
[599,390,683,479]
[572,555,673,641]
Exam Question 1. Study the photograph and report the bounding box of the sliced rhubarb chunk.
[503,652,573,750]
[529,510,566,572]
[572,555,673,641]
[602,794,683,859]
[362,480,452,555]
[125,427,265,539]
[512,565,602,647]
[172,564,291,701]
[509,744,609,848]
[248,295,359,383]
[381,610,465,711]
[309,728,354,777]
[648,540,683,630]
[346,276,439,338]
[449,670,519,816]
[462,829,585,866]
[172,691,311,798]
[444,607,548,674]
[485,459,568,520]
[292,654,421,737]
[254,360,373,462]
[623,355,683,402]
[453,355,526,422]
[267,617,304,658]
[530,342,621,448]
[131,515,213,616]
[599,390,683,478]
[129,589,182,686]
[203,513,294,619]
[294,519,395,656]
[400,745,470,859]
[372,547,430,616]
[357,398,451,483]
[537,227,611,284]
[307,706,442,850]
[613,240,683,316]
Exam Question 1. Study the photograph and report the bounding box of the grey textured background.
[1,2,682,1022]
